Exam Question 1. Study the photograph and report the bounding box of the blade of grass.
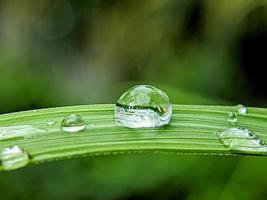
[0,104,267,170]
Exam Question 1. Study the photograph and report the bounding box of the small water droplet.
[47,119,55,126]
[0,125,46,140]
[217,127,267,154]
[235,104,248,115]
[61,114,86,133]
[227,112,237,123]
[115,85,172,128]
[0,145,29,171]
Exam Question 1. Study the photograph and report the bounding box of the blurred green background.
[1,0,267,199]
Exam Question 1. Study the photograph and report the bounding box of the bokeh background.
[1,0,267,199]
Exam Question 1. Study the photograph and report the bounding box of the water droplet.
[61,114,86,133]
[0,145,29,171]
[47,119,55,126]
[235,104,248,115]
[115,85,172,128]
[227,112,237,123]
[217,127,267,154]
[0,125,46,140]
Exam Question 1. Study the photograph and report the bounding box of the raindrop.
[47,119,55,126]
[235,104,248,115]
[217,127,267,154]
[115,85,172,128]
[61,114,86,133]
[227,112,237,123]
[0,145,29,171]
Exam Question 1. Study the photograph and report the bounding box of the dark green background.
[0,0,267,199]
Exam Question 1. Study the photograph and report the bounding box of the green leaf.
[0,104,267,171]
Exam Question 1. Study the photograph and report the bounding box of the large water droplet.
[227,112,237,123]
[0,145,29,171]
[217,127,267,154]
[235,104,248,115]
[0,125,46,140]
[115,85,172,128]
[61,114,86,133]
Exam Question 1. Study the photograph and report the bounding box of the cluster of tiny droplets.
[220,104,267,154]
[226,104,248,124]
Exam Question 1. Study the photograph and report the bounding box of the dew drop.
[217,127,267,154]
[235,104,248,115]
[115,85,172,128]
[61,114,86,133]
[227,112,237,123]
[47,119,55,126]
[0,145,29,171]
